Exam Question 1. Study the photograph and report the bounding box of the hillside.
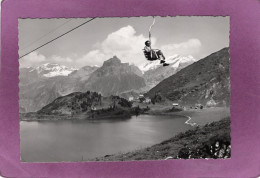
[20,90,148,121]
[146,47,230,107]
[35,91,134,116]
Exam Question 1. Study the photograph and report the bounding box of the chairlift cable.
[19,18,96,59]
[148,16,156,47]
[20,19,73,51]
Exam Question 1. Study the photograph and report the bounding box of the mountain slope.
[19,64,98,112]
[69,66,98,81]
[19,67,40,86]
[19,63,77,87]
[146,47,230,107]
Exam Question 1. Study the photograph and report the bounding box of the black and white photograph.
[19,16,231,162]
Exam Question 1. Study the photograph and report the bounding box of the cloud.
[19,52,76,68]
[161,39,202,58]
[77,27,201,67]
[19,51,46,67]
[20,25,153,67]
[19,27,202,68]
[76,50,106,66]
[76,25,156,67]
[52,55,73,63]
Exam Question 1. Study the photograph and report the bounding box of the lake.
[20,114,192,162]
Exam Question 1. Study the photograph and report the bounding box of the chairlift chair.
[143,49,160,61]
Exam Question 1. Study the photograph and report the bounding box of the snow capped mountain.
[139,54,198,90]
[34,63,78,77]
[139,54,197,73]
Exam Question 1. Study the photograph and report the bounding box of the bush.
[168,106,182,112]
[118,98,132,108]
[178,147,190,159]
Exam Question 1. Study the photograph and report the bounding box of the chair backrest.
[143,49,150,59]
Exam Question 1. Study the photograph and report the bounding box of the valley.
[20,47,230,120]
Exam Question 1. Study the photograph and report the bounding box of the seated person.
[144,41,168,65]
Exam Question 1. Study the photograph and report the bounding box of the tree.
[151,98,155,105]
[81,101,88,112]
[118,98,132,108]
[139,97,145,103]
[98,94,102,105]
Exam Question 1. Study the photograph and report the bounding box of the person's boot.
[163,63,170,66]
[160,60,165,64]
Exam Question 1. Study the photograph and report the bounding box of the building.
[139,94,144,98]
[128,96,134,101]
[144,98,151,104]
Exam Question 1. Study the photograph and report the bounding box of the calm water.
[20,115,192,162]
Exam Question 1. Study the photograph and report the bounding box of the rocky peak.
[103,56,121,66]
[96,56,143,77]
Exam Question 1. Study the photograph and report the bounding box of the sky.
[18,16,229,68]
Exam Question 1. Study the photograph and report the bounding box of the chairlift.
[143,17,169,66]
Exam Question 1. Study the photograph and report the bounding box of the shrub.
[118,98,132,108]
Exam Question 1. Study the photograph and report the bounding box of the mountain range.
[19,56,145,112]
[19,63,77,85]
[19,48,229,113]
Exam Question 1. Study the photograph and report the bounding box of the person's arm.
[144,46,151,53]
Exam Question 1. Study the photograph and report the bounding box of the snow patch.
[33,63,78,77]
[138,54,196,73]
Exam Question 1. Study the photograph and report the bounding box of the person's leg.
[156,50,166,60]
[156,50,166,64]
[151,50,159,60]
[156,50,169,66]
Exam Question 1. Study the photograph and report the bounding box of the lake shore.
[175,107,230,126]
[87,106,231,161]
[19,112,132,121]
[19,107,139,121]
[20,105,230,127]
[91,117,231,161]
[144,105,230,126]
